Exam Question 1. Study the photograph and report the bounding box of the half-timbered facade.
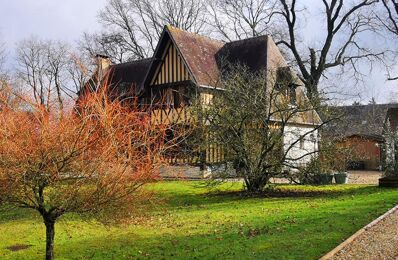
[88,25,322,170]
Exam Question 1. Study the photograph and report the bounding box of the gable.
[150,39,193,86]
[167,26,225,87]
[266,37,288,70]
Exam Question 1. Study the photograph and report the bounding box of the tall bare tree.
[79,32,129,64]
[276,0,385,102]
[66,50,96,96]
[380,0,398,35]
[0,41,10,109]
[45,41,71,110]
[83,0,208,62]
[0,39,22,110]
[16,38,50,109]
[379,0,398,80]
[208,0,282,41]
[16,38,87,110]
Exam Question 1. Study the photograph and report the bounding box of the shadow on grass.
[0,206,39,223]
[159,183,390,209]
[2,181,397,259]
[218,185,386,198]
[14,192,395,260]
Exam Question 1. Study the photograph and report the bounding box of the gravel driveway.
[270,171,383,185]
[347,171,382,185]
[327,206,398,259]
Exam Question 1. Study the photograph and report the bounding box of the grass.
[1,181,398,259]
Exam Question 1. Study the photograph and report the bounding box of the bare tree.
[276,0,386,102]
[79,32,129,63]
[83,0,208,62]
[16,38,50,108]
[379,0,398,80]
[193,64,326,192]
[208,0,282,41]
[0,43,12,111]
[45,41,71,110]
[0,41,21,111]
[16,38,86,110]
[66,50,95,96]
[380,0,398,35]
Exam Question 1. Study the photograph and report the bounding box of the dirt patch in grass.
[6,244,32,252]
[246,226,272,238]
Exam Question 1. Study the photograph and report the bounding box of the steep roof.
[217,35,269,73]
[322,103,398,138]
[109,25,290,88]
[144,26,282,87]
[92,25,321,125]
[167,26,225,86]
[108,58,152,93]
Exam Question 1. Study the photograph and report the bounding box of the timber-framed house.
[82,25,322,172]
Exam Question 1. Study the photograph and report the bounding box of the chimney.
[95,54,112,78]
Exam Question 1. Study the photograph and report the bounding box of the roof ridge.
[226,34,269,45]
[166,25,225,45]
[111,58,153,67]
[166,25,272,47]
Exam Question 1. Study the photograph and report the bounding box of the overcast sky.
[0,0,106,45]
[0,0,396,104]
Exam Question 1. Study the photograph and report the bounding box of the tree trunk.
[245,177,267,194]
[246,182,264,193]
[244,171,271,194]
[44,220,55,260]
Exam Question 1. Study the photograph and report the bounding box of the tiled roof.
[217,35,269,73]
[167,26,225,86]
[321,103,398,138]
[108,58,152,93]
[131,26,278,87]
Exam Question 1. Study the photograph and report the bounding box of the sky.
[0,0,106,43]
[0,0,106,63]
[0,0,396,104]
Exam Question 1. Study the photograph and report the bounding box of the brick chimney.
[95,54,112,78]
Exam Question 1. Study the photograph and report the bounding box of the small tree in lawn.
[0,85,168,260]
[193,64,325,193]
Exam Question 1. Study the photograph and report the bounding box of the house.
[322,103,398,171]
[83,25,322,175]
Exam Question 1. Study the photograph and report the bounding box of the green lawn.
[1,181,398,259]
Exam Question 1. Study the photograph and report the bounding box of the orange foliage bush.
[0,85,168,259]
